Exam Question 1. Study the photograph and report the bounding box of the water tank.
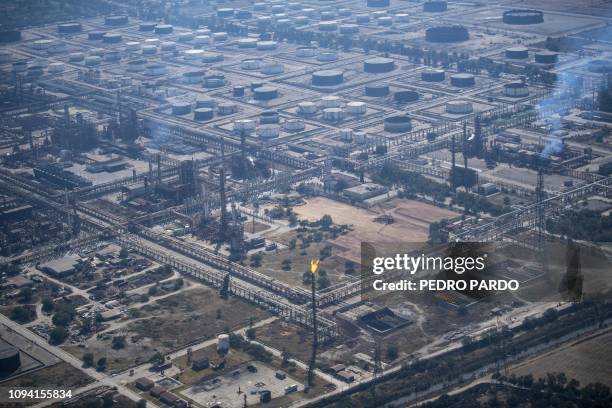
[323,108,344,121]
[446,100,473,114]
[313,70,343,86]
[204,75,225,88]
[195,28,211,36]
[258,124,280,139]
[450,73,475,87]
[155,24,173,35]
[424,1,448,12]
[104,51,121,61]
[339,128,353,141]
[218,334,230,352]
[421,69,445,82]
[384,115,412,132]
[505,46,529,59]
[504,82,529,97]
[364,57,395,73]
[194,108,214,121]
[32,39,55,50]
[0,346,21,375]
[254,86,279,100]
[365,84,390,97]
[346,101,367,115]
[127,59,146,72]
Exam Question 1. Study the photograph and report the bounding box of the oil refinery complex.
[0,0,612,407]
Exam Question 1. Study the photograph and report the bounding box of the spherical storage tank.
[503,9,544,25]
[505,46,529,59]
[504,82,529,97]
[384,115,412,133]
[57,22,82,34]
[421,69,445,82]
[194,108,214,121]
[424,1,448,12]
[312,70,343,86]
[426,26,469,43]
[365,84,390,97]
[446,100,473,114]
[451,73,475,87]
[254,86,279,100]
[218,334,230,352]
[364,57,395,73]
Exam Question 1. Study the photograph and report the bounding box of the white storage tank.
[68,52,84,62]
[241,59,262,70]
[258,124,281,139]
[298,102,317,114]
[256,41,277,50]
[237,38,258,48]
[261,62,284,74]
[84,56,102,66]
[321,95,342,108]
[234,119,257,132]
[217,103,236,115]
[323,108,344,121]
[339,128,353,141]
[213,32,228,42]
[184,49,204,61]
[284,118,306,132]
[142,45,157,55]
[125,41,141,51]
[161,41,176,51]
[445,100,473,114]
[296,47,316,57]
[194,35,211,46]
[354,131,368,144]
[317,51,338,62]
[178,32,194,42]
[346,101,367,114]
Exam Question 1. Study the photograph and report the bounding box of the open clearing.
[293,197,459,262]
[509,328,612,387]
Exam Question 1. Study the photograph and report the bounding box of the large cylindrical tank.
[394,90,419,103]
[298,102,317,115]
[503,9,544,25]
[535,51,558,64]
[261,63,284,75]
[172,102,191,115]
[321,96,342,108]
[234,119,257,132]
[257,124,280,139]
[319,21,338,31]
[161,42,176,51]
[317,52,338,62]
[378,17,393,27]
[346,101,367,115]
[505,46,529,59]
[139,22,156,32]
[125,41,141,51]
[364,57,395,73]
[446,100,473,114]
[154,24,173,35]
[68,52,85,62]
[313,70,343,86]
[238,38,257,48]
[241,59,262,70]
[203,75,225,88]
[146,64,166,76]
[184,49,204,60]
[426,26,469,42]
[196,98,216,109]
[504,82,529,97]
[588,59,612,73]
[194,108,214,121]
[217,8,234,18]
[356,14,371,24]
[58,22,82,34]
[0,346,21,375]
[84,56,102,66]
[202,53,224,63]
[177,32,193,42]
[88,31,106,41]
[365,84,390,97]
[254,86,278,100]
[384,115,412,132]
[105,15,128,26]
[421,69,446,82]
[260,111,279,124]
[217,103,236,115]
[284,118,306,132]
[297,47,316,57]
[323,108,344,121]
[182,71,204,84]
[102,33,122,44]
[213,32,228,42]
[339,24,359,34]
[367,0,390,7]
[142,45,157,55]
[424,1,448,12]
[233,86,245,97]
[450,73,475,87]
[257,41,277,50]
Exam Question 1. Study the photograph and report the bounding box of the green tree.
[11,306,33,323]
[41,297,54,313]
[83,352,94,367]
[97,357,107,371]
[49,326,68,345]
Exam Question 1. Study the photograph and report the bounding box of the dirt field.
[1,362,92,389]
[293,197,459,263]
[509,328,612,388]
[65,286,270,372]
